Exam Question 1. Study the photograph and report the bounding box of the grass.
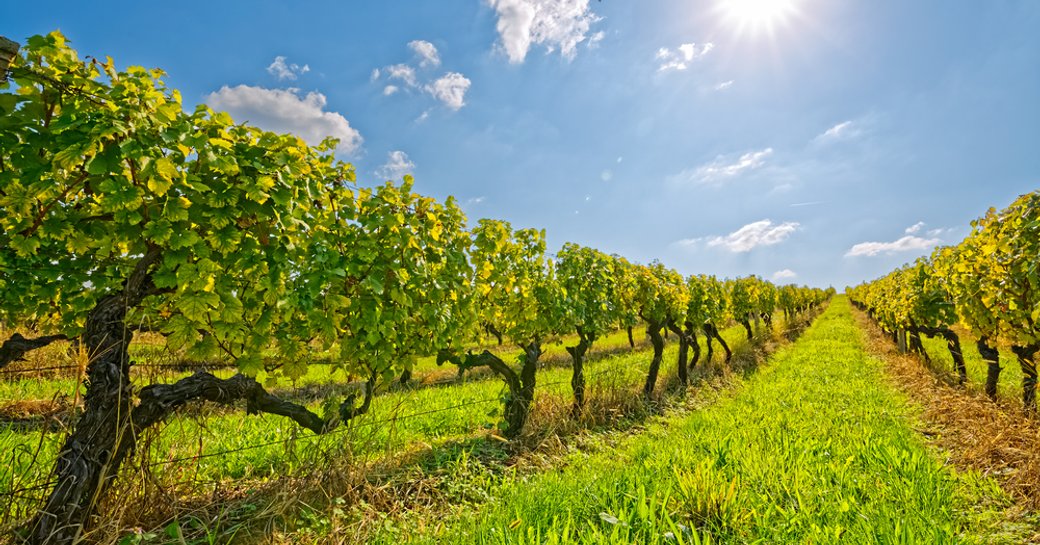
[366,297,1023,544]
[0,323,749,531]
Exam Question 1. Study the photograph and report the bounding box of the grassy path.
[380,297,1019,544]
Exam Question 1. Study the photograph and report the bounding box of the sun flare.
[719,0,799,32]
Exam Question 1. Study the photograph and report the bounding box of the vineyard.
[848,192,1040,409]
[2,26,1040,545]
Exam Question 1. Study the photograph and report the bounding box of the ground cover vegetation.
[363,298,1032,544]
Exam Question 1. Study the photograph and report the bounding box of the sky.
[5,0,1039,288]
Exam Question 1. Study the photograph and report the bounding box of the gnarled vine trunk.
[448,342,540,437]
[642,322,666,397]
[566,329,593,415]
[687,323,701,373]
[1012,344,1039,414]
[919,326,966,385]
[704,323,731,363]
[28,248,162,545]
[26,249,359,545]
[667,322,689,387]
[978,337,1001,400]
[626,326,635,348]
[907,327,929,363]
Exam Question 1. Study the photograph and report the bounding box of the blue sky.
[6,0,1039,288]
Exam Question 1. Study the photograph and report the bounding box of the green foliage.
[470,220,566,346]
[556,244,621,339]
[0,31,357,371]
[633,262,687,327]
[309,178,475,383]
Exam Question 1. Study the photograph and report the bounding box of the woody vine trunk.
[25,249,355,545]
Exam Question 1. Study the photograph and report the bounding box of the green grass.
[0,323,750,523]
[371,297,1021,544]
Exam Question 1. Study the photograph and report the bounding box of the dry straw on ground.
[852,307,1040,510]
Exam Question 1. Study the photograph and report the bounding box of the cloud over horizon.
[845,234,941,257]
[677,220,800,253]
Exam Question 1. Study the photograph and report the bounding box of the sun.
[718,0,799,32]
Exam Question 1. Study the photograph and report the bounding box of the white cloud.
[587,30,606,49]
[487,0,601,64]
[408,40,441,68]
[377,150,415,180]
[267,56,310,81]
[705,220,800,252]
[656,42,714,72]
[375,43,470,112]
[773,269,798,281]
[905,221,926,234]
[927,227,948,237]
[668,148,773,186]
[370,68,381,81]
[205,85,362,154]
[845,235,941,257]
[425,72,471,110]
[814,120,861,143]
[466,196,486,205]
[673,237,704,249]
[714,80,734,91]
[385,64,418,87]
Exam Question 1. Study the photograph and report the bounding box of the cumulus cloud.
[205,85,362,154]
[373,43,471,111]
[656,42,715,72]
[845,235,941,257]
[377,150,415,180]
[267,56,310,81]
[487,0,601,64]
[668,148,773,186]
[384,64,418,87]
[425,72,471,110]
[706,220,800,252]
[814,120,861,143]
[408,40,441,68]
[773,269,798,281]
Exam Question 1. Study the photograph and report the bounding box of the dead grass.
[852,306,1040,512]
